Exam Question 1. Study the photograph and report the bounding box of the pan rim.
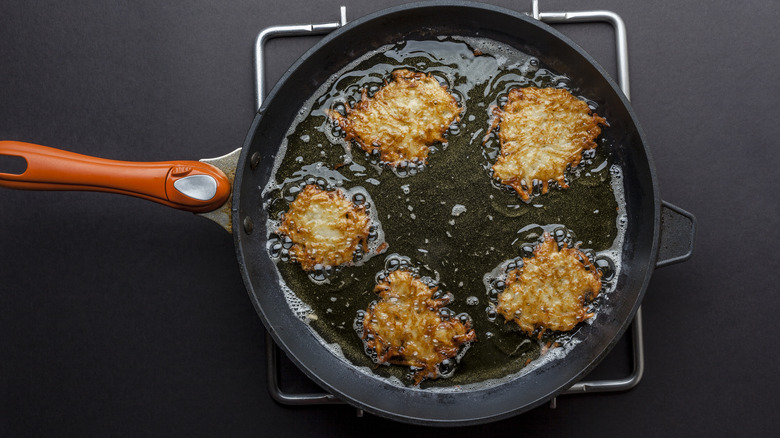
[232,0,661,425]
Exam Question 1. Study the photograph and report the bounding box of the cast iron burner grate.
[255,0,644,414]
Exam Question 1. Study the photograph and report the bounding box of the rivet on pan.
[250,152,262,170]
[243,216,254,234]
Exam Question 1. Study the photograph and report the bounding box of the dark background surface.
[1,0,778,436]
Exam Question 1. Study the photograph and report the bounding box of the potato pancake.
[490,87,607,201]
[362,270,476,384]
[330,69,461,166]
[496,233,602,335]
[277,185,371,271]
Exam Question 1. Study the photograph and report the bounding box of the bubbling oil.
[262,36,628,388]
[352,253,475,380]
[266,181,387,284]
[483,225,612,331]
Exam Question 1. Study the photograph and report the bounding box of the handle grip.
[0,141,230,213]
[655,201,696,268]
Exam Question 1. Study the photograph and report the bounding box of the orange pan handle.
[0,141,230,213]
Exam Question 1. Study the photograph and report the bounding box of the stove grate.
[255,1,644,412]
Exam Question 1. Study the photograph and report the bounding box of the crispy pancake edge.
[489,87,607,201]
[362,270,476,385]
[330,69,461,167]
[277,185,371,271]
[495,233,603,336]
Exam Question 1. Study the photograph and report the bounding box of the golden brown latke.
[490,87,607,201]
[330,69,461,166]
[277,185,371,271]
[495,233,602,336]
[362,270,476,384]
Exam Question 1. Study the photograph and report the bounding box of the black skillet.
[0,1,695,426]
[235,2,695,424]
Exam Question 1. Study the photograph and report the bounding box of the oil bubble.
[269,241,282,258]
[438,359,455,377]
[595,256,616,281]
[352,192,366,205]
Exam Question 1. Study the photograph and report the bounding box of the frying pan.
[0,1,695,426]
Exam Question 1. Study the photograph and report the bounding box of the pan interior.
[235,2,657,424]
[261,36,627,388]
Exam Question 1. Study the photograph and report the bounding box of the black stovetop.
[2,0,778,436]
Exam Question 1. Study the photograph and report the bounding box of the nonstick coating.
[232,2,659,425]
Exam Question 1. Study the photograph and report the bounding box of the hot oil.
[262,37,626,388]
